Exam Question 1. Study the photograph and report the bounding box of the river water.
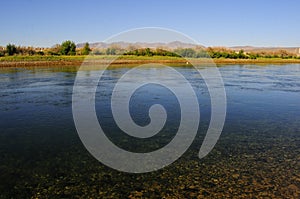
[0,64,299,198]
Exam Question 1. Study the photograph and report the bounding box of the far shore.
[1,55,300,67]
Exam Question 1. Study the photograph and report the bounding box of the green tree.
[0,47,5,57]
[174,48,196,57]
[237,49,247,59]
[145,48,153,56]
[106,48,116,55]
[82,42,91,55]
[6,44,17,55]
[60,40,76,55]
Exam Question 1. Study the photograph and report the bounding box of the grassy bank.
[1,55,300,67]
[211,57,300,64]
[0,55,186,62]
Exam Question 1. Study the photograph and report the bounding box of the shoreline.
[1,56,300,67]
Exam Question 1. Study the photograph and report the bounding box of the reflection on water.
[0,64,299,198]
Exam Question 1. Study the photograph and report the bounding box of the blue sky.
[2,0,300,47]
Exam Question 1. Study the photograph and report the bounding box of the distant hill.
[77,42,300,55]
[229,46,300,55]
[77,41,204,49]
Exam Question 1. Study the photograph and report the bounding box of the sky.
[1,0,300,47]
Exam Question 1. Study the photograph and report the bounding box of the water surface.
[0,64,299,198]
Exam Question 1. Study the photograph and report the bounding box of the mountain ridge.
[76,42,300,55]
[77,41,204,49]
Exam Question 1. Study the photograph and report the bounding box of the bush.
[36,51,44,55]
[82,42,91,55]
[6,44,17,55]
[60,41,76,55]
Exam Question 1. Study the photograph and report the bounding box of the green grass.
[0,55,187,62]
[117,55,184,60]
[211,57,300,64]
[0,55,86,62]
[1,55,300,64]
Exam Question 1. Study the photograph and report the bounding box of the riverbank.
[1,55,300,67]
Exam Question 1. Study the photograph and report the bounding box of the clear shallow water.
[0,64,299,198]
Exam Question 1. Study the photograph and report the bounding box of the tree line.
[123,47,299,59]
[1,41,299,59]
[0,41,91,56]
[206,47,299,59]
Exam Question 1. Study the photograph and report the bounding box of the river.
[0,64,299,198]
